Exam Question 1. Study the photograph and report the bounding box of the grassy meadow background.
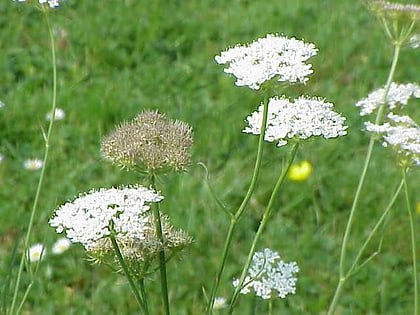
[1,0,419,313]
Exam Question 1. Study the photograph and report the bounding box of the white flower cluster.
[365,113,420,166]
[49,186,163,250]
[355,82,420,116]
[215,34,318,90]
[13,0,63,8]
[233,248,299,299]
[243,96,347,146]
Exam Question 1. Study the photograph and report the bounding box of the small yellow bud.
[287,160,312,181]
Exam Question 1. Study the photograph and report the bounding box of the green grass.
[1,0,419,314]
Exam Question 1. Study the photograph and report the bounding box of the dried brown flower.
[101,110,193,173]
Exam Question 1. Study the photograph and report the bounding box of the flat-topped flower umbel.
[49,186,192,261]
[243,95,347,146]
[365,113,420,167]
[215,34,318,90]
[355,82,420,116]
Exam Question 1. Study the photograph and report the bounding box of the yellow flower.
[416,201,420,216]
[287,160,312,181]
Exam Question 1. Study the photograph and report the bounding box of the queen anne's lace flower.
[232,248,299,299]
[49,186,163,251]
[243,95,347,146]
[215,34,318,90]
[365,113,420,166]
[355,82,420,116]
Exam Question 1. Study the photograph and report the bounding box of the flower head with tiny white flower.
[232,248,299,299]
[355,82,420,116]
[243,95,347,146]
[215,34,318,90]
[49,186,162,251]
[365,113,420,167]
[49,186,191,262]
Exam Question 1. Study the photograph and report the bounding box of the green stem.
[347,179,404,276]
[228,143,299,313]
[327,41,402,315]
[205,98,269,314]
[110,236,148,314]
[150,175,170,315]
[9,11,57,315]
[402,169,418,314]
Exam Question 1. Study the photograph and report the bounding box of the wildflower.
[215,34,318,90]
[243,95,347,146]
[355,83,420,116]
[49,186,191,262]
[101,110,193,173]
[12,0,64,8]
[365,113,420,167]
[287,160,313,181]
[52,237,71,254]
[46,108,65,121]
[0,154,4,162]
[213,297,227,310]
[232,248,299,299]
[0,101,4,108]
[23,159,43,170]
[27,243,46,262]
[368,1,420,22]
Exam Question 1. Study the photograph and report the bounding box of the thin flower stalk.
[328,27,405,315]
[402,169,418,314]
[228,143,299,313]
[110,235,148,314]
[329,177,404,314]
[205,97,269,314]
[150,174,170,315]
[9,10,58,315]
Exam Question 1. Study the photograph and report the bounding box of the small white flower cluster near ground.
[23,159,43,170]
[0,101,5,108]
[13,0,64,8]
[27,237,71,262]
[212,297,227,310]
[215,34,317,90]
[243,96,347,146]
[46,108,65,121]
[233,248,299,299]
